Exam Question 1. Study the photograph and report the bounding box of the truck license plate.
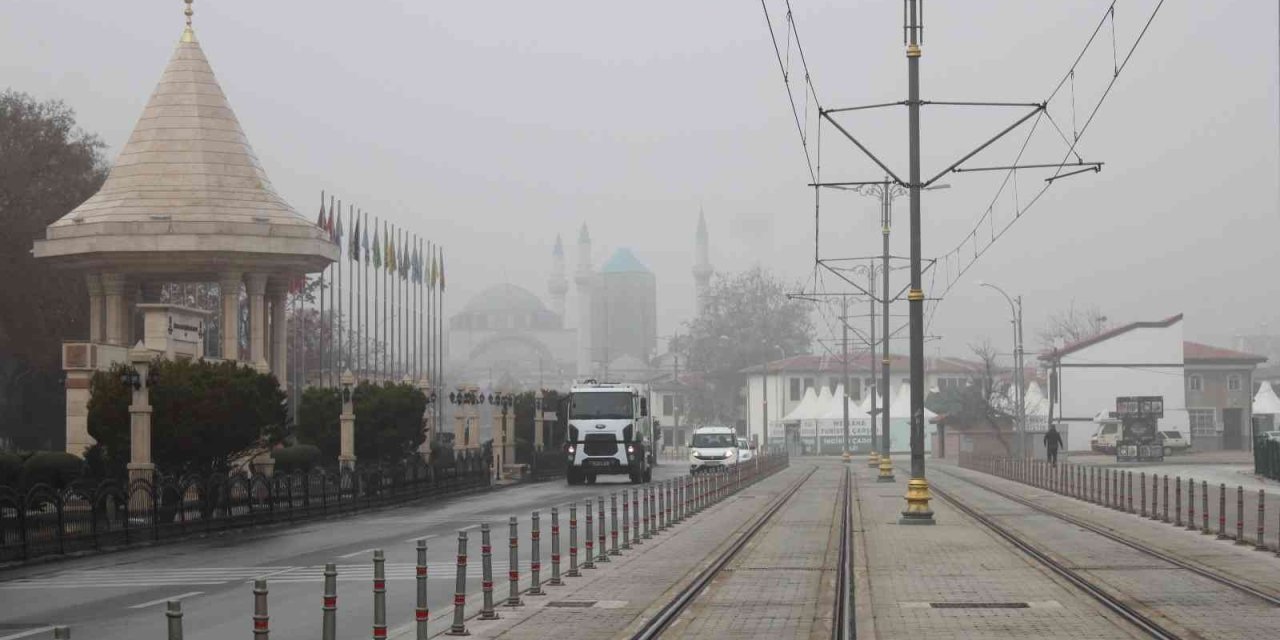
[587,460,612,468]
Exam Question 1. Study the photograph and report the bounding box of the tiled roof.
[1039,314,1183,361]
[1184,341,1268,364]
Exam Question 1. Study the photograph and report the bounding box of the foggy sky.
[4,1,1276,362]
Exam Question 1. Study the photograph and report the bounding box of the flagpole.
[363,210,369,378]
[337,199,345,382]
[391,225,398,381]
[417,236,423,382]
[320,194,328,388]
[347,203,354,376]
[383,220,389,383]
[438,247,445,436]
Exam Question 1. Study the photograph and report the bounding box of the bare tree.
[1038,301,1110,349]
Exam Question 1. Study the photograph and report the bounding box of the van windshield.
[570,392,632,420]
[692,433,736,448]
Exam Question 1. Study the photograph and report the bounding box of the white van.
[689,426,739,474]
[1090,421,1120,454]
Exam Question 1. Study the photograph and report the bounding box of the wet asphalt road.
[0,465,689,640]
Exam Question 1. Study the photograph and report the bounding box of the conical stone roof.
[34,22,334,275]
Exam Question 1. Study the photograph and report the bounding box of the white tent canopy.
[782,386,820,422]
[1254,382,1280,415]
[887,383,937,422]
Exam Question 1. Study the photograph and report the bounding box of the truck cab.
[564,380,654,485]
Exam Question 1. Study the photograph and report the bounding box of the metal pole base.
[842,451,852,464]
[867,451,880,468]
[877,455,896,483]
[898,477,936,525]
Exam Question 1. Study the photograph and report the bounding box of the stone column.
[123,283,139,346]
[492,405,505,478]
[85,274,104,344]
[454,400,468,450]
[534,390,545,452]
[101,273,128,346]
[127,346,157,486]
[268,279,289,380]
[246,274,269,372]
[502,408,515,474]
[219,272,242,361]
[339,369,356,470]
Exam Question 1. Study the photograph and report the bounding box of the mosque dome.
[454,284,561,331]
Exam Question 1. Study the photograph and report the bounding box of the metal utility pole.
[901,0,933,524]
[841,294,851,458]
[979,282,1025,458]
[879,181,894,482]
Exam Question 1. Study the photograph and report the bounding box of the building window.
[789,378,801,401]
[850,378,862,401]
[1228,375,1241,392]
[828,377,840,392]
[1189,409,1217,436]
[804,377,815,392]
[662,395,673,416]
[1188,375,1202,392]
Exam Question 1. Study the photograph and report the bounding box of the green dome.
[601,248,650,274]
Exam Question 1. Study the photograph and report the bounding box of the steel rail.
[928,480,1181,640]
[629,466,820,640]
[831,466,854,639]
[935,467,1280,607]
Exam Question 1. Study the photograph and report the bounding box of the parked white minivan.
[689,426,739,474]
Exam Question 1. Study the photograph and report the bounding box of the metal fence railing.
[1256,438,1280,482]
[0,454,493,563]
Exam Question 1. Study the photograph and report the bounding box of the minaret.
[548,235,568,326]
[693,209,712,315]
[574,224,594,377]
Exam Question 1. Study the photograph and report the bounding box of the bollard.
[529,511,545,595]
[631,488,642,545]
[596,497,609,563]
[1127,471,1134,513]
[1174,477,1182,527]
[1102,469,1109,507]
[507,516,523,606]
[1186,478,1196,531]
[670,481,680,529]
[1202,481,1211,535]
[649,484,659,536]
[1150,473,1160,521]
[550,507,564,585]
[1218,481,1228,537]
[166,600,184,640]
[1256,491,1268,552]
[416,539,429,639]
[1235,486,1246,545]
[1162,476,1170,523]
[567,504,581,577]
[479,524,499,619]
[447,531,469,635]
[253,579,269,639]
[642,486,652,540]
[582,499,596,570]
[622,490,631,550]
[609,494,620,556]
[373,549,387,640]
[53,628,70,640]
[657,481,666,531]
[322,563,338,640]
[1140,472,1147,517]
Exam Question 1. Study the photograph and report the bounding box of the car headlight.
[690,449,700,457]
[627,444,635,454]
[567,445,575,454]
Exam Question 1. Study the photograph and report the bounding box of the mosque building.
[448,213,711,388]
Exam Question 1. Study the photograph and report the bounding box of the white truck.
[564,380,656,485]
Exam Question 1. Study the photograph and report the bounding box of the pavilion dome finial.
[182,0,196,42]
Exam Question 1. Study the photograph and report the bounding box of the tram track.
[933,465,1280,607]
[924,463,1280,640]
[629,464,853,639]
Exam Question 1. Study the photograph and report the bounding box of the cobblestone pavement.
[394,461,805,639]
[658,460,845,639]
[853,463,1146,639]
[926,462,1280,639]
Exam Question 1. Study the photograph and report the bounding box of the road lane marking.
[337,547,378,559]
[0,627,56,640]
[127,591,204,609]
[459,524,480,532]
[403,534,438,543]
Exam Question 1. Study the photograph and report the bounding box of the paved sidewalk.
[852,463,1145,639]
[403,464,807,639]
[660,460,844,639]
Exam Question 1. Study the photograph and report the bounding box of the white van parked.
[689,426,739,474]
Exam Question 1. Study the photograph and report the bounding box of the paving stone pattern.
[853,464,1146,639]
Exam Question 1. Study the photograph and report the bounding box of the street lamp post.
[761,344,784,455]
[488,391,515,480]
[978,281,1025,459]
[448,387,481,451]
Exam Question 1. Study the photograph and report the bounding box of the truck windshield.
[571,392,632,420]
